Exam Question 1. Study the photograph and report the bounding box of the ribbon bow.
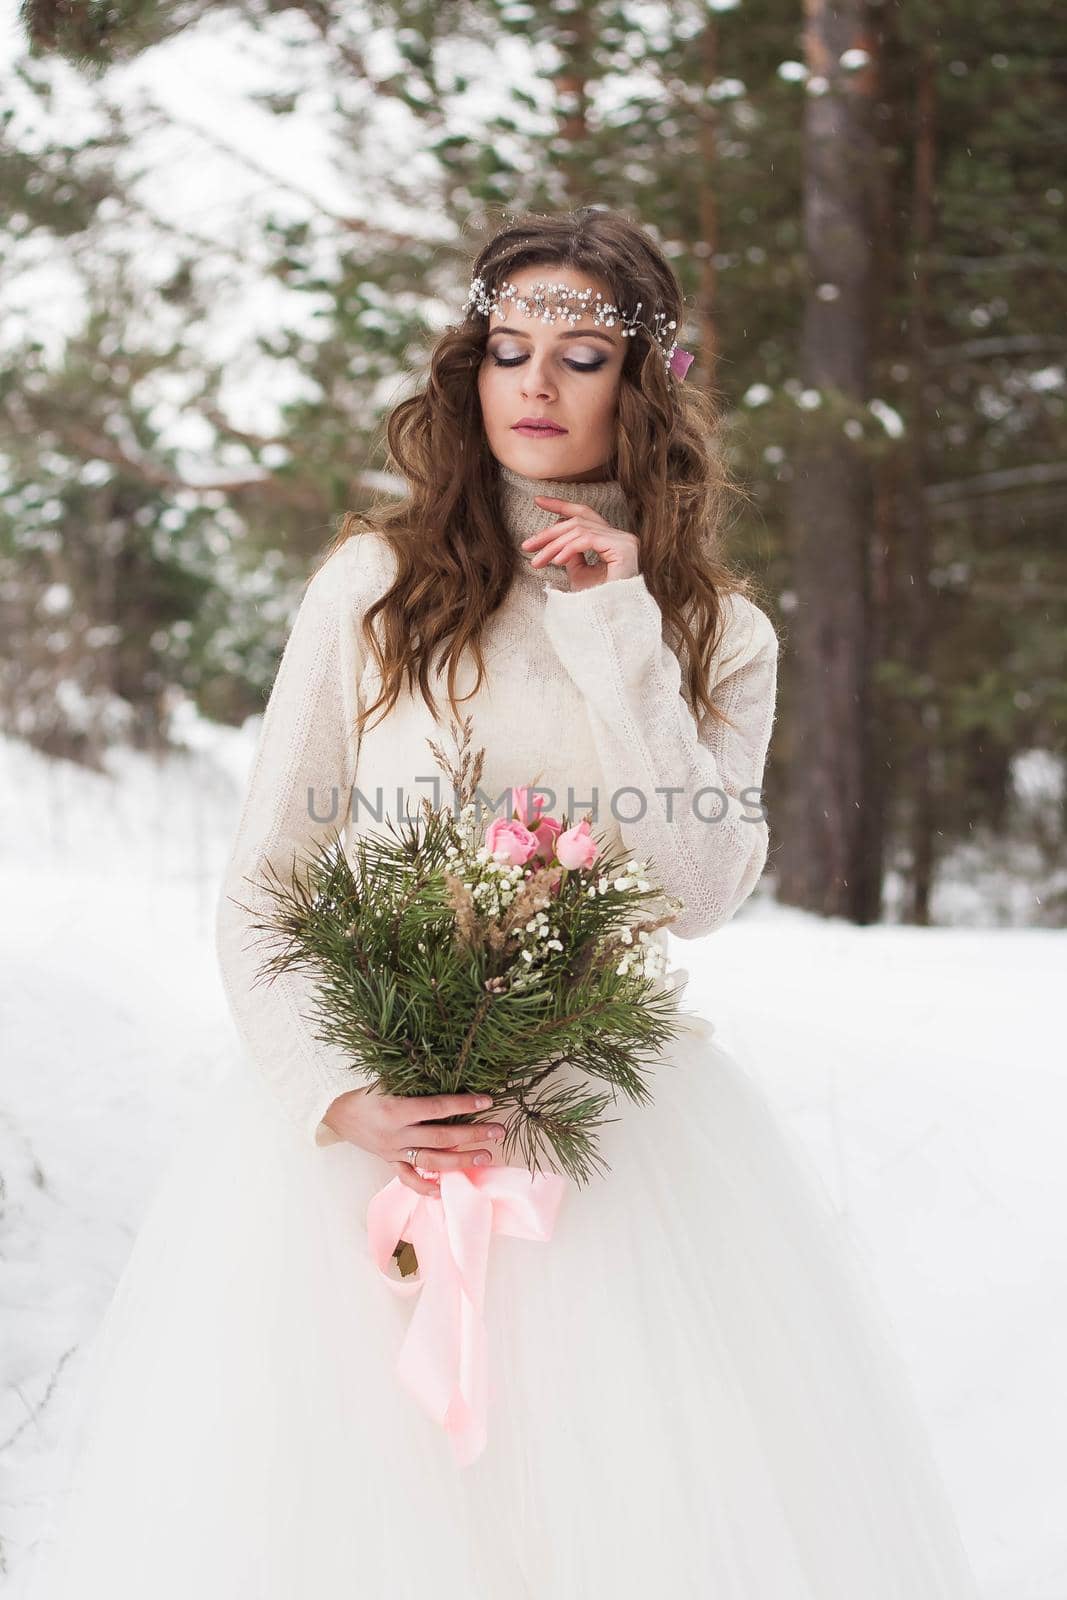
[366,1164,569,1465]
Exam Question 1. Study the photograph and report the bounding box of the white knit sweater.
[215,463,780,1148]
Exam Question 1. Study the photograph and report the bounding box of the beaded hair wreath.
[464,276,694,381]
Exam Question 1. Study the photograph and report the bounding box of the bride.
[24,206,980,1598]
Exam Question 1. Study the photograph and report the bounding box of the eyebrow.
[486,324,619,347]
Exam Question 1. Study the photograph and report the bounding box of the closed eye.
[490,354,606,374]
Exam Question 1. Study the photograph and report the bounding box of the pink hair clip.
[669,346,694,381]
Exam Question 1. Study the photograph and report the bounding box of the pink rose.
[532,814,562,863]
[485,817,540,866]
[554,816,599,871]
[510,785,547,826]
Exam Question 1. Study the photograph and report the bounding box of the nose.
[520,353,557,401]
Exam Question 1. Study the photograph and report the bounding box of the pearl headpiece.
[465,276,694,381]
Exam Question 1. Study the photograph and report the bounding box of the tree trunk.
[694,20,720,390]
[777,0,881,920]
[902,33,939,924]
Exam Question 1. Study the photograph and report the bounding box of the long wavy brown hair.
[318,205,765,739]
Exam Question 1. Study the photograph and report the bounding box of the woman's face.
[476,263,626,483]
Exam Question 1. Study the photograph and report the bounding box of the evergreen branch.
[241,769,684,1187]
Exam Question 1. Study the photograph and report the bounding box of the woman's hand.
[521,493,640,590]
[322,1086,507,1196]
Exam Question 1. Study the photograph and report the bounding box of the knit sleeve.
[541,577,779,940]
[214,536,384,1147]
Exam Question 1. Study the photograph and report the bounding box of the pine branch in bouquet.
[232,714,689,1187]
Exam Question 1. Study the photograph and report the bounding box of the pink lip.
[512,422,567,436]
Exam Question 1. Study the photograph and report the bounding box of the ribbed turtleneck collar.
[496,461,635,591]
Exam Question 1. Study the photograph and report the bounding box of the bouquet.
[242,713,687,1187]
[235,715,687,1462]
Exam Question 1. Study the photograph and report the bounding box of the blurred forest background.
[2,0,1064,927]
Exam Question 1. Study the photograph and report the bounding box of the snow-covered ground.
[0,720,1062,1598]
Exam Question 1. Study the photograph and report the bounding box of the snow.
[0,719,1063,1598]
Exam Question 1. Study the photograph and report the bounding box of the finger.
[518,528,566,553]
[520,517,577,551]
[532,512,580,530]
[386,1091,493,1122]
[532,532,614,569]
[407,1146,497,1174]
[525,513,610,544]
[556,528,635,562]
[532,495,606,518]
[527,526,600,564]
[390,1161,441,1197]
[399,1121,506,1150]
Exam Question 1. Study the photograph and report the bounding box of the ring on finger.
[406,1146,440,1183]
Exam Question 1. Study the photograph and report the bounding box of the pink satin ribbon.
[366,1163,569,1465]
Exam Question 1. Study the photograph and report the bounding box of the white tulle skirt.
[22,980,979,1599]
